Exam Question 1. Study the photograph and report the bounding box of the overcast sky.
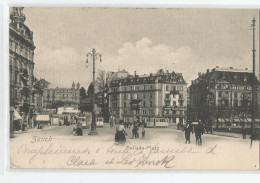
[21,7,259,88]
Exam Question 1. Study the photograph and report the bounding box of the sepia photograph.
[8,7,260,170]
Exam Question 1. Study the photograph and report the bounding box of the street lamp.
[251,17,256,136]
[86,48,102,135]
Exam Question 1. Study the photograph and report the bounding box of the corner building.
[109,70,188,125]
[9,7,36,109]
[189,67,260,129]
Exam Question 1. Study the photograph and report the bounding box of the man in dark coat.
[183,122,193,144]
[241,126,246,139]
[195,121,204,146]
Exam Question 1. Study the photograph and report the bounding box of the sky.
[20,7,260,88]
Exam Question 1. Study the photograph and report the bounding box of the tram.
[145,117,169,128]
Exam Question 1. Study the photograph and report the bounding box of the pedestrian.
[141,122,145,139]
[132,121,139,139]
[241,126,246,139]
[74,121,83,136]
[195,121,204,146]
[115,120,126,144]
[250,130,257,148]
[141,128,145,139]
[183,122,193,144]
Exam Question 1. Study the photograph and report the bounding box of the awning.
[217,119,225,123]
[192,122,199,125]
[13,109,22,120]
[36,115,50,121]
[245,118,252,122]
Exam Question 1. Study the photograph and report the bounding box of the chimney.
[198,72,201,77]
[216,66,219,68]
[245,68,248,70]
[230,67,233,70]
[207,69,209,73]
[134,71,136,77]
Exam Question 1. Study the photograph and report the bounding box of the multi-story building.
[43,82,81,108]
[9,7,36,110]
[108,69,188,125]
[189,66,260,129]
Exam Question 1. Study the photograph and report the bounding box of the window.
[124,110,127,115]
[137,94,139,99]
[124,102,126,108]
[244,75,247,82]
[166,85,169,91]
[150,85,153,90]
[173,101,176,106]
[166,110,169,115]
[179,86,183,91]
[130,94,133,99]
[150,109,154,114]
[143,94,146,99]
[234,100,238,107]
[234,92,238,98]
[166,94,170,98]
[150,101,153,107]
[218,92,222,98]
[165,101,170,106]
[124,94,127,100]
[173,118,176,123]
[144,85,146,90]
[143,101,146,107]
[150,93,153,99]
[143,110,146,115]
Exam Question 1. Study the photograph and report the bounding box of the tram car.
[145,117,169,128]
[96,117,104,128]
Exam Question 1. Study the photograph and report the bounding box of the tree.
[79,87,90,113]
[96,70,112,122]
[80,87,87,99]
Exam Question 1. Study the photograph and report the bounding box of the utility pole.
[86,48,102,135]
[251,17,256,136]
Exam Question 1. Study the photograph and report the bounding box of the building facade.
[109,69,188,125]
[9,7,36,110]
[43,82,81,108]
[189,66,260,129]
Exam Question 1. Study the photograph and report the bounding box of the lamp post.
[86,48,102,135]
[251,17,256,136]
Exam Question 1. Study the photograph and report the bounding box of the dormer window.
[244,75,247,82]
[234,74,238,81]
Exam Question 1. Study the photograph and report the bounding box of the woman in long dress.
[115,120,126,143]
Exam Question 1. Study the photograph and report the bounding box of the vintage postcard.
[9,7,260,170]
